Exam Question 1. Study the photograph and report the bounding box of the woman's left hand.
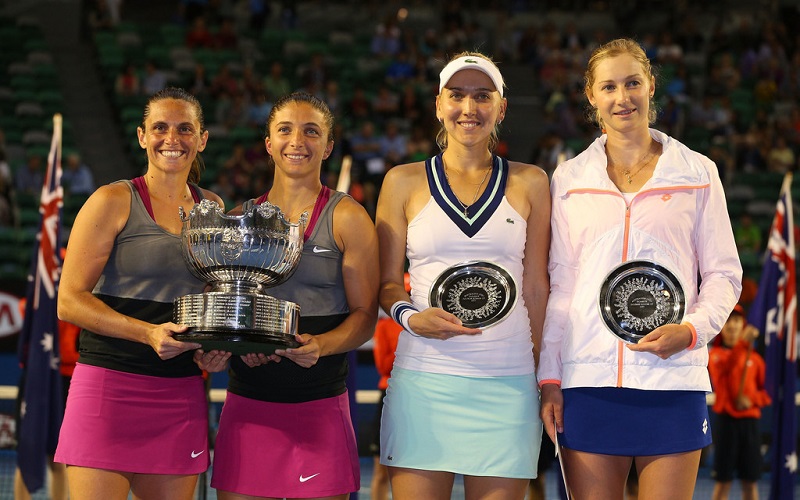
[274,334,320,368]
[193,349,232,372]
[626,323,693,359]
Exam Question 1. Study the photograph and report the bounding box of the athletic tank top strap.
[425,154,508,238]
[132,176,203,221]
[252,186,332,242]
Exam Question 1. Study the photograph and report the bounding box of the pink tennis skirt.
[211,391,360,498]
[54,363,209,475]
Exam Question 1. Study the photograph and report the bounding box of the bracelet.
[390,300,419,335]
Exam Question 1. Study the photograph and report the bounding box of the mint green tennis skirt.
[379,367,541,478]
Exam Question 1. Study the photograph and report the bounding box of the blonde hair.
[583,38,658,130]
[436,51,505,153]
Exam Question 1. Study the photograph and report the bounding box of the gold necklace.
[443,159,493,217]
[608,145,656,185]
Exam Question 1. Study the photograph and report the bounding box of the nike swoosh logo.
[312,246,331,253]
[191,450,205,458]
[299,473,320,482]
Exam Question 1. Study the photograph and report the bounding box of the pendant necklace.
[443,158,493,217]
[609,144,655,185]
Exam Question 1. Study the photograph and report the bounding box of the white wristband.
[390,300,420,335]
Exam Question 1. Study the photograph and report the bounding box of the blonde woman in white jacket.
[539,38,742,500]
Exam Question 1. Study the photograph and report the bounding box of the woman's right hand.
[146,323,201,360]
[406,307,482,340]
[540,383,564,443]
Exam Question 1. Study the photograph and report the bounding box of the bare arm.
[275,197,379,367]
[375,164,481,339]
[58,183,201,359]
[510,162,551,368]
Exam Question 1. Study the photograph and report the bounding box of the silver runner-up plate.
[598,260,686,344]
[429,261,517,329]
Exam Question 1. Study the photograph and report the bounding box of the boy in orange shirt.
[708,305,771,500]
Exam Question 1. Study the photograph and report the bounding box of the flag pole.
[16,113,64,494]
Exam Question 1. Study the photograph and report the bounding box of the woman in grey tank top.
[211,92,379,500]
[55,88,227,500]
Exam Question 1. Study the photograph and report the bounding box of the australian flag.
[747,172,797,500]
[16,114,65,493]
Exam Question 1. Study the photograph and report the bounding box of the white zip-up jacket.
[538,129,742,392]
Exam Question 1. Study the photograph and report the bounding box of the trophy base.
[174,329,300,356]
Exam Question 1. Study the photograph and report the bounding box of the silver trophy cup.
[173,199,306,355]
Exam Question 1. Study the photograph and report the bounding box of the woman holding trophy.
[55,87,227,499]
[210,92,379,500]
[538,38,742,499]
[374,52,551,499]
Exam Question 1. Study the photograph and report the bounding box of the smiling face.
[137,98,208,175]
[586,52,655,134]
[265,101,334,177]
[436,68,506,149]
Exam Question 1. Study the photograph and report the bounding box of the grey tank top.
[246,189,349,316]
[93,180,206,302]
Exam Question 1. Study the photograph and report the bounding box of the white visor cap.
[438,56,505,97]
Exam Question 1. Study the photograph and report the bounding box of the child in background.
[708,304,771,500]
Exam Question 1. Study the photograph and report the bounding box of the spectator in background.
[213,17,238,50]
[85,0,114,32]
[141,60,168,96]
[297,52,328,95]
[221,142,256,202]
[708,305,770,500]
[405,124,435,163]
[210,63,241,99]
[767,135,796,173]
[262,61,291,101]
[61,152,95,196]
[185,62,210,97]
[114,62,141,97]
[247,0,270,33]
[15,154,44,196]
[371,15,402,58]
[349,120,383,216]
[378,121,408,168]
[185,16,214,49]
[734,212,763,256]
[349,86,373,124]
[372,84,400,127]
[533,131,575,178]
[246,92,273,129]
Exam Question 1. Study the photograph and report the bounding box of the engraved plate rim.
[598,259,686,344]
[428,260,518,329]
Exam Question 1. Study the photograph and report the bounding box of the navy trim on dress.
[425,153,507,238]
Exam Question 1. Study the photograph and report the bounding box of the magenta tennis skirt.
[54,363,209,474]
[211,391,360,498]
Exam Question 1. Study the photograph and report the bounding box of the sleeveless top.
[227,187,351,402]
[396,154,536,377]
[78,179,206,378]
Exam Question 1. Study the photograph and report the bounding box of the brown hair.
[141,87,206,184]
[583,38,659,130]
[265,91,335,141]
[436,51,504,153]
